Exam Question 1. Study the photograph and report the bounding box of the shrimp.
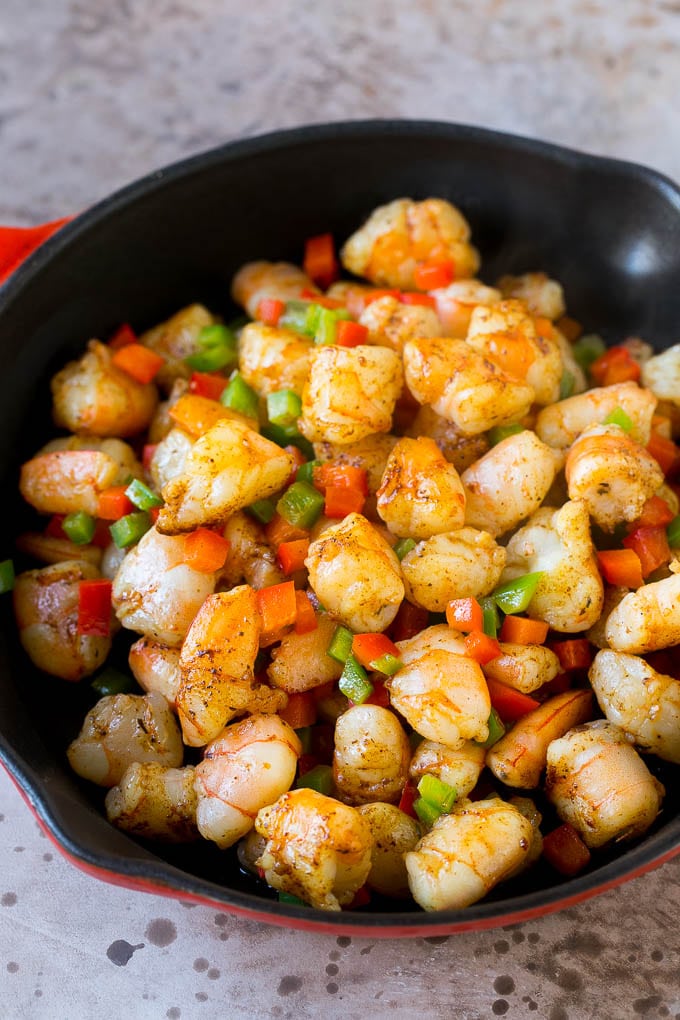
[400,528,506,612]
[112,525,217,647]
[333,705,411,805]
[496,271,566,320]
[267,613,343,693]
[605,572,680,654]
[405,798,533,911]
[534,380,657,450]
[461,430,563,538]
[376,436,466,539]
[465,299,563,406]
[409,739,486,798]
[231,261,319,319]
[387,649,490,746]
[545,720,664,848]
[358,295,441,354]
[193,714,301,848]
[147,377,189,444]
[482,642,561,694]
[156,419,295,534]
[305,513,404,632]
[299,344,403,446]
[19,436,142,517]
[641,343,680,407]
[586,584,629,650]
[51,339,158,438]
[589,650,680,764]
[15,530,103,569]
[238,322,313,396]
[340,197,480,289]
[13,560,112,681]
[128,637,182,707]
[218,511,286,591]
[431,280,501,339]
[486,689,594,789]
[565,423,664,531]
[255,788,373,911]
[67,691,183,787]
[105,763,199,842]
[139,303,218,391]
[405,404,490,473]
[176,586,287,747]
[403,337,534,436]
[397,623,467,662]
[148,427,194,492]
[500,500,604,632]
[356,802,421,899]
[313,434,399,496]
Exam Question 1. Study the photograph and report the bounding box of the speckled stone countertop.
[2,2,680,1018]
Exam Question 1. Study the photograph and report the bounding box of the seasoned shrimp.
[565,423,664,531]
[545,720,664,848]
[483,642,561,694]
[156,419,295,534]
[405,404,490,473]
[147,377,189,444]
[500,500,604,632]
[13,560,112,681]
[255,788,373,911]
[340,197,480,289]
[376,436,466,539]
[534,380,657,450]
[140,303,218,391]
[333,705,411,805]
[409,739,486,798]
[403,337,534,436]
[397,622,467,662]
[177,586,286,747]
[148,427,194,492]
[487,689,594,789]
[400,528,506,612]
[641,343,680,407]
[586,584,628,650]
[496,271,566,320]
[238,322,313,396]
[218,511,286,591]
[51,339,158,438]
[105,763,199,842]
[605,572,680,653]
[231,261,319,319]
[357,802,421,899]
[67,691,183,787]
[128,637,181,707]
[15,530,103,569]
[112,526,216,646]
[193,714,301,848]
[589,650,680,763]
[267,613,343,693]
[461,430,563,537]
[358,295,441,353]
[405,798,533,911]
[305,513,404,632]
[299,344,403,446]
[20,436,142,517]
[431,280,501,339]
[313,434,399,496]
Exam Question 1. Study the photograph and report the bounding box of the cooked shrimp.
[358,295,441,353]
[305,513,404,632]
[218,511,286,591]
[586,584,629,650]
[400,528,506,612]
[387,650,490,746]
[534,380,657,450]
[105,763,199,842]
[405,404,490,473]
[589,650,680,763]
[405,798,533,911]
[147,377,189,444]
[313,434,399,495]
[19,436,142,517]
[231,261,319,319]
[403,337,534,436]
[483,642,561,694]
[51,339,158,437]
[112,525,217,647]
[340,197,480,289]
[375,436,465,539]
[267,613,343,693]
[13,560,112,681]
[333,705,411,805]
[565,423,664,531]
[397,622,467,662]
[177,586,286,747]
[238,322,313,396]
[500,500,604,632]
[641,343,680,407]
[128,637,181,707]
[193,714,301,848]
[140,303,218,391]
[299,344,403,446]
[156,419,295,534]
[486,689,594,789]
[15,530,103,569]
[148,427,195,493]
[545,720,664,848]
[431,280,501,338]
[605,572,680,653]
[255,788,373,911]
[99,541,127,581]
[461,430,563,537]
[496,271,566,320]
[356,802,421,899]
[67,691,183,787]
[409,739,485,798]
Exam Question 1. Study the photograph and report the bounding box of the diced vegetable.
[389,600,429,642]
[62,510,96,546]
[338,654,374,705]
[475,708,506,749]
[542,822,591,876]
[278,691,317,730]
[487,423,525,446]
[188,371,228,401]
[492,572,544,614]
[667,515,680,547]
[257,297,286,327]
[125,478,164,511]
[245,498,276,525]
[97,486,135,521]
[351,632,401,671]
[413,796,442,827]
[550,638,593,672]
[266,389,302,428]
[264,512,309,547]
[276,481,325,530]
[314,307,352,346]
[109,511,152,549]
[369,653,403,676]
[480,596,500,638]
[303,232,339,289]
[589,345,640,386]
[603,406,633,432]
[219,372,259,419]
[327,625,354,664]
[571,332,605,372]
[279,300,323,337]
[91,668,135,697]
[363,679,392,705]
[393,537,416,561]
[559,371,575,400]
[336,320,368,347]
[185,324,237,372]
[294,590,317,635]
[324,485,365,518]
[646,430,680,476]
[111,343,164,384]
[108,322,137,349]
[634,495,675,529]
[400,291,437,308]
[446,597,483,633]
[183,528,230,573]
[596,547,644,588]
[77,579,112,637]
[0,559,15,594]
[261,422,314,459]
[295,459,321,485]
[277,538,310,575]
[498,615,549,645]
[256,580,297,644]
[313,462,369,496]
[622,525,671,578]
[296,763,333,795]
[464,629,502,664]
[278,891,309,907]
[417,773,457,814]
[398,781,419,819]
[413,258,455,291]
[485,677,540,722]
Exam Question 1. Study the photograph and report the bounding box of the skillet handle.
[0,217,72,285]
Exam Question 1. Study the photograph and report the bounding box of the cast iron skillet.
[1,120,680,938]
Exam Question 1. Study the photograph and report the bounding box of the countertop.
[2,2,680,1017]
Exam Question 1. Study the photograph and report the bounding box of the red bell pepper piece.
[324,485,365,518]
[589,346,640,386]
[446,597,483,633]
[303,233,339,289]
[277,538,310,575]
[464,629,502,665]
[389,601,429,642]
[183,528,230,573]
[278,691,317,730]
[294,590,317,634]
[542,823,591,876]
[632,495,675,529]
[256,580,297,645]
[399,291,437,308]
[623,525,671,578]
[189,371,228,401]
[77,579,113,638]
[646,430,680,476]
[550,639,593,672]
[596,547,644,588]
[351,632,401,670]
[111,343,165,384]
[108,322,138,349]
[413,258,455,291]
[398,781,419,819]
[336,320,368,347]
[485,676,540,721]
[313,462,369,496]
[257,297,286,326]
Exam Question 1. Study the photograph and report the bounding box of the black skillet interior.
[1,120,680,932]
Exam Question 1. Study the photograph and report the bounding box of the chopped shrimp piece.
[403,337,534,436]
[105,763,199,842]
[238,322,313,396]
[218,511,286,591]
[340,197,480,289]
[231,261,319,318]
[431,280,501,338]
[535,381,657,450]
[333,705,411,805]
[140,303,218,391]
[267,614,343,694]
[397,622,468,662]
[255,788,373,911]
[605,572,680,654]
[496,271,566,320]
[177,586,286,747]
[15,531,103,569]
[148,427,194,492]
[400,528,506,612]
[147,377,188,444]
[586,584,628,650]
[156,419,295,534]
[405,404,490,473]
[409,739,486,798]
[483,642,561,693]
[128,637,181,708]
[641,343,680,407]
[112,525,217,647]
[376,436,466,539]
[358,295,441,353]
[193,714,301,848]
[357,802,421,899]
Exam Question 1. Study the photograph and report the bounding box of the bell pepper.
[77,579,113,637]
[622,525,671,577]
[278,691,317,730]
[464,629,502,664]
[413,258,454,291]
[303,232,339,289]
[498,614,549,645]
[338,654,374,705]
[277,538,310,575]
[542,822,591,876]
[111,343,165,384]
[485,676,540,721]
[445,596,483,633]
[256,297,286,327]
[188,371,228,401]
[596,547,644,588]
[183,528,230,573]
[256,580,297,645]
